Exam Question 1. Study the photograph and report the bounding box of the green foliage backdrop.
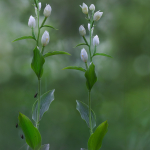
[0,0,150,149]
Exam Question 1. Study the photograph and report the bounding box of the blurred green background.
[0,0,150,149]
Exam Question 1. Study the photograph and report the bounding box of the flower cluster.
[79,3,103,63]
[28,2,52,47]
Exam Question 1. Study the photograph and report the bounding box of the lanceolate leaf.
[32,90,55,122]
[76,100,96,129]
[74,43,88,48]
[85,62,97,91]
[88,121,108,150]
[18,113,41,150]
[93,53,112,58]
[63,66,86,72]
[31,47,45,79]
[43,51,70,58]
[13,36,36,42]
[40,144,50,150]
[40,25,58,30]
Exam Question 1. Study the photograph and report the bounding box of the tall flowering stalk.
[64,3,111,150]
[13,1,70,150]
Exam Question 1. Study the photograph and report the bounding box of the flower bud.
[41,31,50,46]
[89,4,95,11]
[80,48,88,63]
[28,16,36,28]
[80,3,88,14]
[43,4,52,17]
[35,2,41,15]
[93,35,99,46]
[79,25,86,36]
[88,23,94,31]
[93,11,103,21]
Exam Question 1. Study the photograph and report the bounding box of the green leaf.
[18,113,41,150]
[43,51,70,58]
[40,144,50,150]
[40,25,58,30]
[74,43,88,48]
[88,121,108,150]
[13,36,36,42]
[32,90,55,122]
[63,66,86,72]
[85,62,97,91]
[76,100,96,129]
[93,53,112,58]
[31,47,45,79]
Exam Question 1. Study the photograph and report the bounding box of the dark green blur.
[0,0,150,149]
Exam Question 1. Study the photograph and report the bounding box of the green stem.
[41,46,45,54]
[36,79,41,129]
[40,17,47,29]
[37,5,40,46]
[88,90,93,135]
[85,62,88,70]
[89,21,92,62]
[83,36,89,47]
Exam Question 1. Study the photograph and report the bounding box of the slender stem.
[37,5,40,46]
[41,46,45,54]
[40,17,47,28]
[36,79,41,129]
[89,22,92,62]
[88,90,93,135]
[85,62,88,70]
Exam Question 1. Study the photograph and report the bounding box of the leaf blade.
[41,25,58,30]
[13,36,36,42]
[93,53,112,58]
[43,51,70,58]
[88,121,108,150]
[18,113,41,150]
[31,47,45,79]
[63,66,86,72]
[76,100,96,129]
[74,43,88,48]
[85,62,97,91]
[32,90,55,122]
[40,144,50,150]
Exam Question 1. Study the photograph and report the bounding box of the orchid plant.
[64,3,111,150]
[14,1,70,150]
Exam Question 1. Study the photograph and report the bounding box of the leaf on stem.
[85,62,97,91]
[13,36,36,42]
[40,144,50,150]
[32,90,55,122]
[88,121,108,150]
[43,51,70,58]
[18,113,41,150]
[40,25,58,30]
[31,47,45,79]
[76,100,96,129]
[93,53,112,58]
[63,66,86,72]
[74,43,88,48]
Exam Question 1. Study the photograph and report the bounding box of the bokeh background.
[0,0,150,149]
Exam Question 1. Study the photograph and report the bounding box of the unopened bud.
[28,15,36,28]
[80,3,88,14]
[79,25,86,36]
[41,31,50,46]
[93,11,103,21]
[80,48,88,63]
[89,4,95,11]
[93,35,99,46]
[43,4,52,17]
[35,2,41,15]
